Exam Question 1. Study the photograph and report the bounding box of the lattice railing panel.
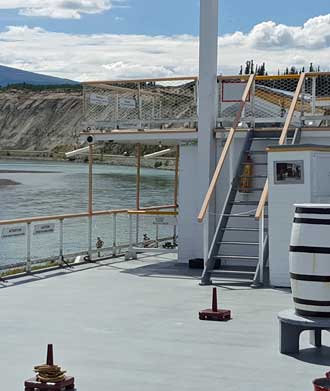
[83,78,198,131]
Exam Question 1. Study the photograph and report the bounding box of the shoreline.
[0,153,176,171]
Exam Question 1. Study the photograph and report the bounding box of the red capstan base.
[199,309,231,321]
[24,376,75,391]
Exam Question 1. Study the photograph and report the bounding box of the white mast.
[198,0,219,250]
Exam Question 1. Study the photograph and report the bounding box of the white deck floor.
[1,253,329,390]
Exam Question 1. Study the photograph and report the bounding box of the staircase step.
[233,187,265,191]
[211,269,255,276]
[253,137,293,141]
[230,201,267,206]
[239,175,267,179]
[221,227,260,232]
[220,241,259,246]
[222,213,266,218]
[240,162,267,166]
[215,255,259,260]
[246,150,267,154]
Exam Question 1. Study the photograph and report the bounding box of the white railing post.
[88,216,92,260]
[312,76,316,115]
[155,222,159,248]
[115,93,119,128]
[125,213,136,260]
[138,82,142,129]
[112,214,117,256]
[135,215,139,245]
[26,222,31,273]
[59,219,64,265]
[203,214,209,271]
[251,79,256,129]
[300,80,305,128]
[258,207,265,284]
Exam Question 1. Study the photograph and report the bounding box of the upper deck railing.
[0,205,177,275]
[82,72,330,132]
[197,74,255,222]
[82,76,198,131]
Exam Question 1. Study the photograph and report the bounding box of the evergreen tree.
[244,61,251,75]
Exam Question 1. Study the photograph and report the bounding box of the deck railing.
[0,205,177,275]
[82,77,198,131]
[197,75,255,282]
[82,72,330,132]
[198,74,255,223]
[255,73,306,220]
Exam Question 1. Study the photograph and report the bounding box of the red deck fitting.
[24,345,75,391]
[46,345,54,366]
[313,372,330,391]
[199,287,231,321]
[24,376,75,391]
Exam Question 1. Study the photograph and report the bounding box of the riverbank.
[0,150,175,170]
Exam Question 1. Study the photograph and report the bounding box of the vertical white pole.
[198,0,219,266]
[129,214,133,252]
[312,77,316,115]
[258,207,264,285]
[26,222,31,273]
[88,217,93,259]
[138,82,142,129]
[113,214,117,256]
[203,217,209,270]
[155,223,159,248]
[88,144,93,260]
[115,93,119,128]
[59,219,64,265]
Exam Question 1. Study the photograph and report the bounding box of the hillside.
[0,87,166,159]
[0,65,78,87]
[0,89,82,151]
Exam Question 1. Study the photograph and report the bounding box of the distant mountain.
[0,65,78,87]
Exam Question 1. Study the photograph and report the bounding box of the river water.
[0,160,175,266]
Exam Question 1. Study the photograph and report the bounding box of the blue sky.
[0,0,328,36]
[0,0,329,80]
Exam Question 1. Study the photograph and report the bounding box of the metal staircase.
[198,72,306,287]
[200,129,297,286]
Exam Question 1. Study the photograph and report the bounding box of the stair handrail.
[255,72,306,220]
[198,73,256,223]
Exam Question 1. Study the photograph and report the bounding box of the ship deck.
[1,253,329,390]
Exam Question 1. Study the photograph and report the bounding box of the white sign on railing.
[2,226,26,238]
[90,93,110,106]
[33,223,55,235]
[153,216,178,226]
[119,97,136,109]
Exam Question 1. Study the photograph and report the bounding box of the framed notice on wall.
[274,160,304,184]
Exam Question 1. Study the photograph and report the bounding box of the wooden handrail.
[198,74,255,223]
[84,72,330,86]
[128,210,178,216]
[140,204,177,211]
[0,205,176,226]
[83,76,198,85]
[255,73,306,219]
[0,209,128,226]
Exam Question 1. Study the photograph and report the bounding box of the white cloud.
[0,0,121,19]
[0,15,329,81]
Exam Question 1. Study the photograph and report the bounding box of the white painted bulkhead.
[178,131,330,289]
[268,140,330,287]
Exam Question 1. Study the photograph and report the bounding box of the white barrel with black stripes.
[290,204,330,317]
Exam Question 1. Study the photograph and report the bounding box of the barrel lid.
[294,203,330,208]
